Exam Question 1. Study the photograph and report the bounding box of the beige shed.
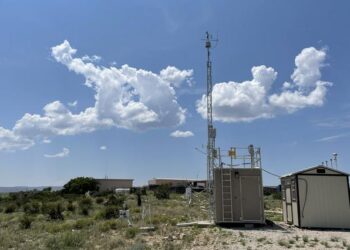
[281,165,350,229]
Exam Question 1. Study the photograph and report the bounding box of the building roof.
[281,165,349,178]
[149,178,206,181]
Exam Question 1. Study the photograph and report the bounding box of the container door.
[241,176,262,221]
[285,187,293,223]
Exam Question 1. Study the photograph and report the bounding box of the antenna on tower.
[333,153,338,169]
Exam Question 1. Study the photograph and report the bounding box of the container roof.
[281,165,349,178]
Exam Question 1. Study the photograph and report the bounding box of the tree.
[62,177,99,194]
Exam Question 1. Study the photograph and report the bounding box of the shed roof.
[281,165,349,178]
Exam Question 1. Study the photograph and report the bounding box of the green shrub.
[62,177,99,194]
[78,197,93,215]
[98,220,128,232]
[154,184,171,200]
[272,192,282,200]
[79,197,93,207]
[302,235,309,243]
[101,206,119,219]
[141,187,147,196]
[105,194,125,207]
[4,203,16,213]
[74,218,93,229]
[19,215,33,229]
[66,201,75,212]
[43,202,64,220]
[264,190,272,196]
[125,227,139,239]
[62,231,85,247]
[46,232,85,249]
[23,201,41,214]
[95,197,104,204]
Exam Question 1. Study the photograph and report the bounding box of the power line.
[262,168,281,178]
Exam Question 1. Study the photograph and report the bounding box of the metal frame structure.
[205,32,217,219]
[204,33,264,223]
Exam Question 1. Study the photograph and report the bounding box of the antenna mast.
[205,32,216,218]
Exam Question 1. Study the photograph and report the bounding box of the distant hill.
[0,186,62,193]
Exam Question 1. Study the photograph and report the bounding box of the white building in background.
[96,178,133,192]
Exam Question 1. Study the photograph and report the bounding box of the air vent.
[316,168,326,174]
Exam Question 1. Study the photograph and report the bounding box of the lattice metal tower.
[205,31,216,218]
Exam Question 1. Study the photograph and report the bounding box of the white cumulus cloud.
[160,66,194,87]
[170,130,194,138]
[0,40,193,152]
[44,147,70,158]
[196,47,331,122]
[100,145,107,150]
[0,127,34,151]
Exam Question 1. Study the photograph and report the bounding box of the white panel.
[287,205,293,222]
[282,202,287,223]
[286,188,291,203]
[298,176,350,228]
[292,202,299,226]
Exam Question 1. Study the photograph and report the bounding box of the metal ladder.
[221,169,233,222]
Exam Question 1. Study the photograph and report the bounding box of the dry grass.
[0,191,349,249]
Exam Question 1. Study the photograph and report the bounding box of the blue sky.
[0,1,350,186]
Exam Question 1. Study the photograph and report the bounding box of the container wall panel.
[214,168,264,224]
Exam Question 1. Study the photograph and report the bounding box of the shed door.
[285,187,293,223]
[241,176,262,221]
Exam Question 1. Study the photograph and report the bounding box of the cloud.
[81,55,101,63]
[13,101,106,138]
[316,133,350,142]
[51,40,189,131]
[0,40,193,152]
[67,100,78,107]
[315,115,350,128]
[291,47,326,89]
[160,66,194,87]
[0,127,34,151]
[42,138,51,144]
[196,47,331,122]
[100,145,107,150]
[44,147,70,158]
[170,130,194,138]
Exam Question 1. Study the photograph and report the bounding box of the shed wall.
[298,175,350,228]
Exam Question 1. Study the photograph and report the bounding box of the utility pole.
[205,31,216,219]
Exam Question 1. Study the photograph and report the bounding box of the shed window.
[316,168,326,174]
